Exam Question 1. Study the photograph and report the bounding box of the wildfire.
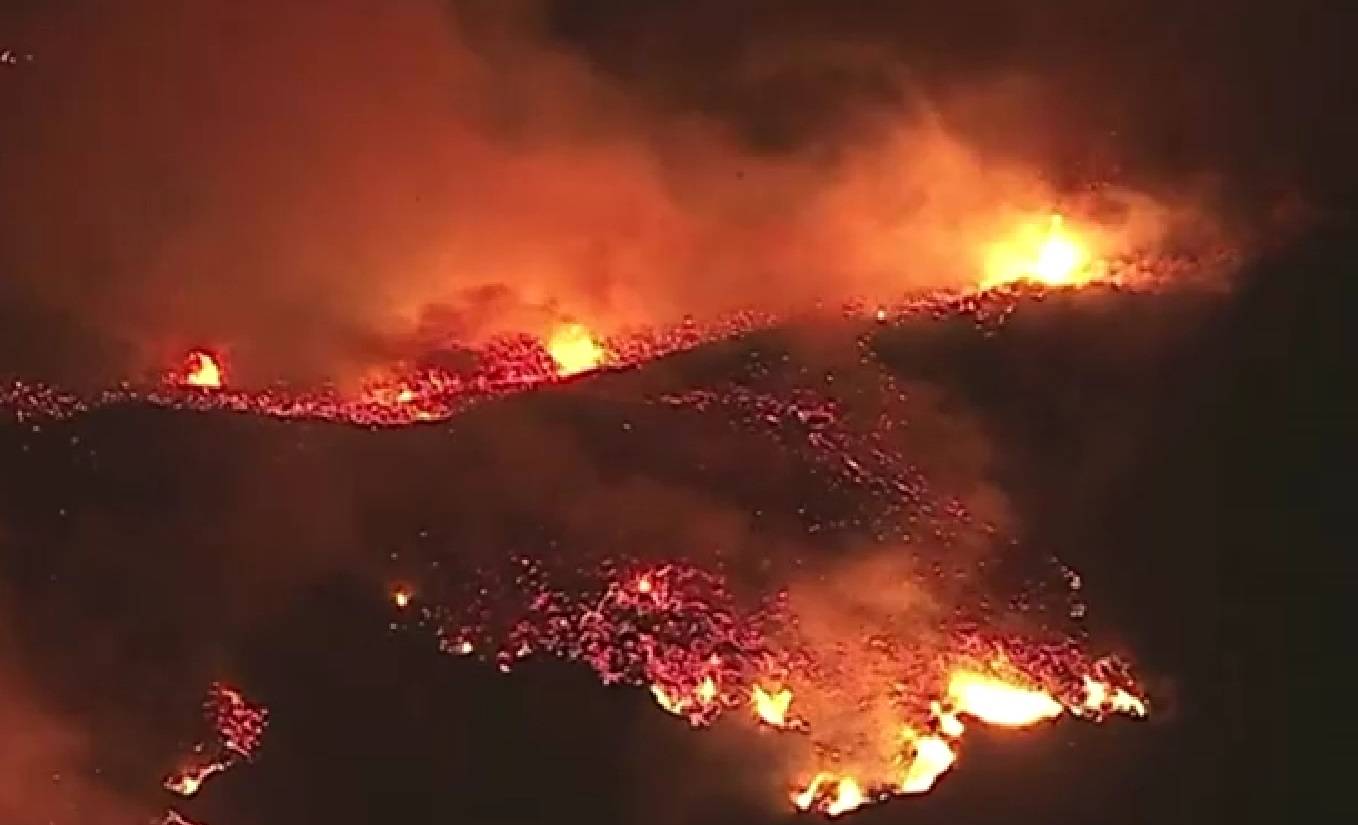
[180,349,224,389]
[546,323,604,377]
[751,684,793,728]
[946,671,1065,727]
[981,213,1097,290]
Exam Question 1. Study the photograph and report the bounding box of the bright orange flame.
[794,774,867,817]
[752,684,793,727]
[182,350,223,389]
[981,213,1095,289]
[930,700,965,738]
[392,587,412,609]
[825,777,866,817]
[946,671,1064,727]
[899,732,957,794]
[546,323,604,377]
[697,675,718,703]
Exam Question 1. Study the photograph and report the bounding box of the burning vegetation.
[0,218,1215,817]
[5,270,1169,820]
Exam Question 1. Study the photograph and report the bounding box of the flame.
[899,732,957,794]
[649,684,683,716]
[546,323,604,377]
[826,777,866,817]
[794,773,868,818]
[181,349,223,388]
[946,671,1064,727]
[697,675,718,703]
[930,700,965,738]
[392,586,412,609]
[752,684,793,728]
[981,213,1096,289]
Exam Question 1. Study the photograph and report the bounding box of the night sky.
[1,3,1338,824]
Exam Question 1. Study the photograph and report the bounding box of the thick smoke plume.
[0,0,1242,387]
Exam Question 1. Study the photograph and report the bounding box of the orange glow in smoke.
[981,213,1096,290]
[181,350,223,389]
[546,323,604,377]
[946,671,1064,727]
[752,684,793,728]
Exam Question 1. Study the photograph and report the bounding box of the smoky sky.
[1,0,1351,385]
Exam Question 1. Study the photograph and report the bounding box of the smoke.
[0,590,147,825]
[0,0,1241,387]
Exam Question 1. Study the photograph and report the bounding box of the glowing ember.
[546,322,604,376]
[946,671,1064,727]
[982,213,1096,289]
[650,684,684,716]
[1080,675,1149,718]
[163,763,225,798]
[392,586,412,608]
[163,682,269,806]
[752,684,793,728]
[181,349,223,389]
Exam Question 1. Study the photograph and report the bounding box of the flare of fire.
[794,774,868,818]
[181,349,223,389]
[1080,675,1149,718]
[981,213,1097,290]
[945,671,1064,727]
[392,586,412,609]
[899,731,958,794]
[546,322,604,377]
[751,684,793,728]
